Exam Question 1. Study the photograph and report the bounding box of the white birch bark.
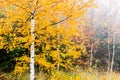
[57,11,62,71]
[30,1,37,79]
[57,21,60,71]
[90,39,93,67]
[110,33,116,73]
[89,7,94,67]
[30,19,35,80]
[107,24,111,72]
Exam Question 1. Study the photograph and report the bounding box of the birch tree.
[91,0,120,71]
[110,32,116,73]
[30,7,35,80]
[0,0,93,78]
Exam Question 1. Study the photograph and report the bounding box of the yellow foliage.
[35,55,53,68]
[0,0,93,75]
[13,55,30,77]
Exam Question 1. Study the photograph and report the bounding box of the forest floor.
[0,69,120,80]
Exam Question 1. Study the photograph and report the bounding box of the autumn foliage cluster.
[0,0,96,77]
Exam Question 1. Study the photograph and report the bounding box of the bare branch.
[35,0,61,10]
[41,3,87,30]
[41,15,72,30]
[14,4,30,13]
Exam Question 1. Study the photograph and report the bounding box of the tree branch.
[41,2,87,30]
[14,4,30,13]
[41,15,72,30]
[35,0,61,10]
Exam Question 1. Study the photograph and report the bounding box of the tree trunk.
[89,8,94,67]
[30,18,35,80]
[107,25,111,72]
[57,12,62,71]
[90,39,94,67]
[57,23,60,71]
[110,32,116,73]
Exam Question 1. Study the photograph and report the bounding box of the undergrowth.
[0,69,120,80]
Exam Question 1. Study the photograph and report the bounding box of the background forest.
[0,0,120,80]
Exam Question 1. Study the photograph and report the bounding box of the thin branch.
[41,2,87,30]
[41,15,72,30]
[35,0,39,6]
[14,4,30,13]
[51,0,61,8]
[35,0,61,10]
